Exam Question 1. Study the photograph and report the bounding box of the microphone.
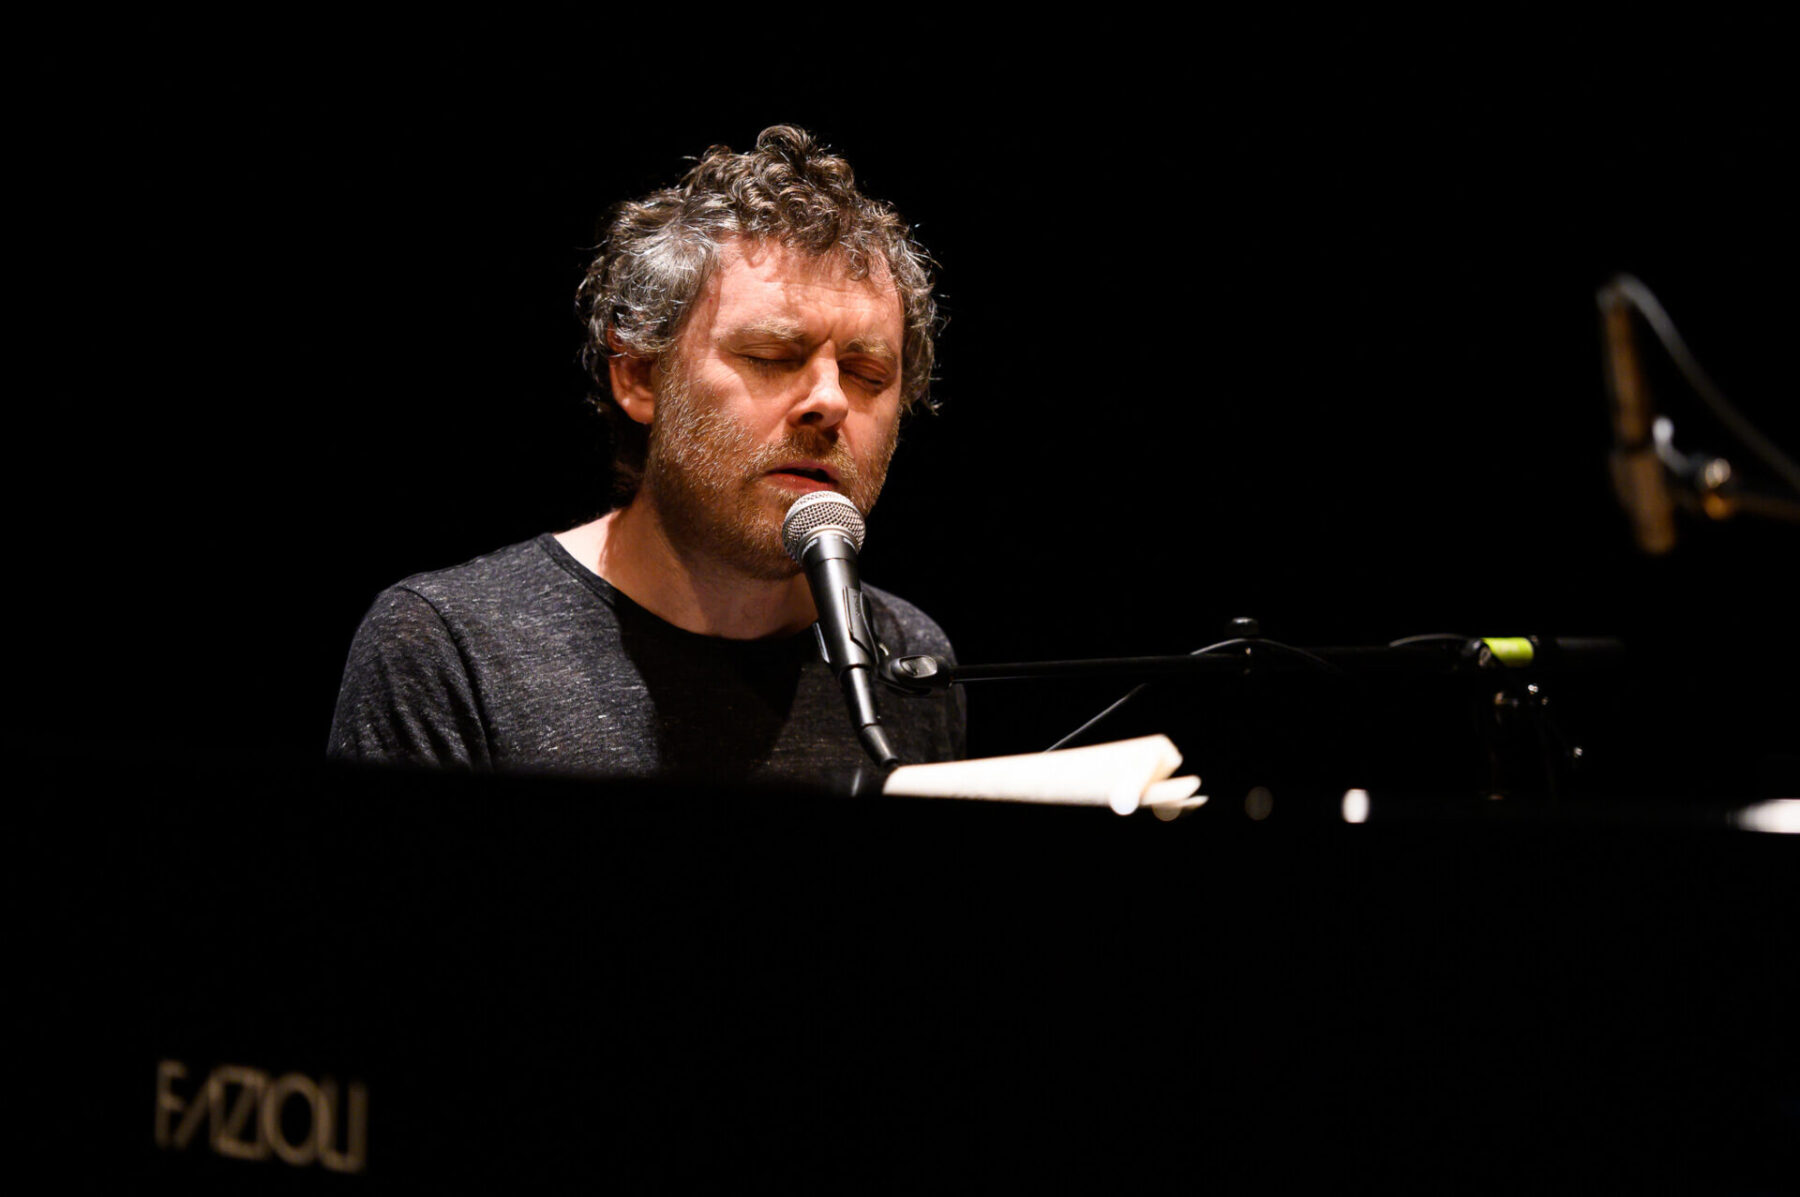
[782,491,899,769]
[1598,276,1677,554]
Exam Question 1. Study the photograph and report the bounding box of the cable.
[1044,638,1244,752]
[1043,636,1351,752]
[1254,639,1354,680]
[1044,683,1151,753]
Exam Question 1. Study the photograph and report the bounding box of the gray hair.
[576,125,939,504]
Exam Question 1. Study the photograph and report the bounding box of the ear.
[606,333,658,426]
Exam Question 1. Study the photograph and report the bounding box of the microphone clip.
[880,653,949,694]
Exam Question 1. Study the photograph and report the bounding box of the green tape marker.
[1481,637,1535,666]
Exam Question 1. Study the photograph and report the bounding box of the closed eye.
[737,352,890,391]
[842,359,895,389]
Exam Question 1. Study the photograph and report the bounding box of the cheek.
[852,414,901,474]
[865,404,902,452]
[689,389,770,442]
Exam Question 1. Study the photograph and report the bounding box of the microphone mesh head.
[781,491,866,561]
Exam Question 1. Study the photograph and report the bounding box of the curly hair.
[576,125,939,504]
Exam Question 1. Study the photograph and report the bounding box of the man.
[329,126,965,783]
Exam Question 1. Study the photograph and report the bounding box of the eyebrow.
[843,335,899,365]
[724,317,807,345]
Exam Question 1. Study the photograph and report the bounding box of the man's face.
[640,239,905,580]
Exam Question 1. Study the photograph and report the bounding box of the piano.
[21,759,1798,1189]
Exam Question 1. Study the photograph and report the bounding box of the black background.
[19,24,1796,798]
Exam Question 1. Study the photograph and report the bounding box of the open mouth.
[769,465,838,486]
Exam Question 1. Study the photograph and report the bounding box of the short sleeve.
[327,587,491,769]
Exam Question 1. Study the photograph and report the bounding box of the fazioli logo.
[155,1059,368,1172]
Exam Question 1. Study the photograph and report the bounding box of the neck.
[556,501,817,640]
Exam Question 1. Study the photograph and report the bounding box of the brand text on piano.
[154,1059,367,1173]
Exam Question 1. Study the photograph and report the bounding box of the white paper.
[883,734,1196,815]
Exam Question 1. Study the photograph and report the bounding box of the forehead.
[687,239,902,341]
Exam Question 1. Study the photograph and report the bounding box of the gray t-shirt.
[329,535,965,785]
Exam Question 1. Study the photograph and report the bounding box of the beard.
[641,361,898,581]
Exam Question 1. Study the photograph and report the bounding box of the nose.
[788,357,849,430]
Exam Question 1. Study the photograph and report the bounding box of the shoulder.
[330,536,600,767]
[366,535,615,638]
[344,533,625,687]
[391,535,580,609]
[863,583,956,665]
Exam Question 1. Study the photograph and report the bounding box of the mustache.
[748,430,863,486]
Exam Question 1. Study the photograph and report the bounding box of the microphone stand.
[1598,274,1800,548]
[880,635,1625,691]
[881,632,1624,803]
